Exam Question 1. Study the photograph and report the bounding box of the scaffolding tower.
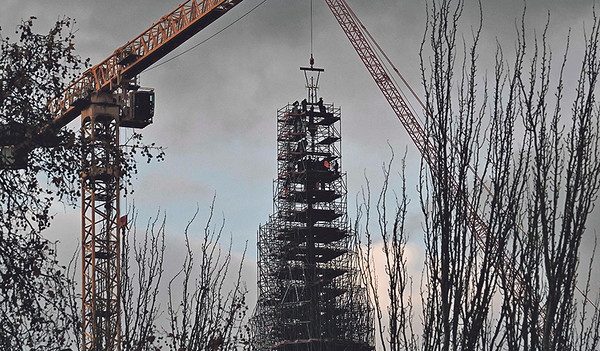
[251,66,373,351]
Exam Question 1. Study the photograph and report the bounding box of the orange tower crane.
[41,1,243,350]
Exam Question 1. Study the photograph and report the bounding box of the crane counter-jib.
[47,0,243,130]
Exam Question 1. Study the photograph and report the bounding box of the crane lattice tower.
[251,66,374,351]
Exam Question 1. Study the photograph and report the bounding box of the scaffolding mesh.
[251,99,374,351]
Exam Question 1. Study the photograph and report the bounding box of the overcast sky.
[2,0,598,324]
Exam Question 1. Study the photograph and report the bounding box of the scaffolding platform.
[275,266,348,281]
[251,86,373,351]
[279,189,342,204]
[277,226,348,245]
[284,208,342,223]
[280,245,348,262]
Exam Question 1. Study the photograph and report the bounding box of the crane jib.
[48,0,243,129]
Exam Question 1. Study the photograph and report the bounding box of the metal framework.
[251,68,373,351]
[2,1,246,350]
[80,92,122,351]
[46,0,243,132]
[53,2,242,350]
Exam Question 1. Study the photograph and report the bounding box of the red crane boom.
[324,0,546,337]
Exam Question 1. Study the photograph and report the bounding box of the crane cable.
[123,0,267,212]
[142,0,268,74]
[310,0,314,62]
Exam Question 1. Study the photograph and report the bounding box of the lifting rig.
[3,1,243,350]
[73,3,244,350]
[4,0,596,349]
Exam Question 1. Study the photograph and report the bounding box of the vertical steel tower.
[80,92,122,351]
[80,89,154,351]
[251,66,373,351]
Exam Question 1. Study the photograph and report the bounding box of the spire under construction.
[251,65,374,351]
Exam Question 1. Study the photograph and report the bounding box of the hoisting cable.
[142,0,268,73]
[344,3,424,119]
[310,0,314,65]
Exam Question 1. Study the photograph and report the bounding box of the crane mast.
[14,0,597,349]
[324,0,546,338]
[42,1,244,350]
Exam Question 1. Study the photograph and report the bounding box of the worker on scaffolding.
[331,160,339,175]
[296,139,308,154]
[309,114,317,138]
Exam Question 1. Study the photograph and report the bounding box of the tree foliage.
[0,17,164,350]
[0,16,84,233]
[0,17,85,350]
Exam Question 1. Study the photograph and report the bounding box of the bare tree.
[353,147,417,351]
[418,1,515,349]
[505,6,600,349]
[120,211,166,351]
[356,1,600,350]
[421,1,600,350]
[117,198,249,351]
[164,199,248,351]
[418,1,600,350]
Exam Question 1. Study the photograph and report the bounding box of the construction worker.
[318,97,325,113]
[332,160,339,175]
